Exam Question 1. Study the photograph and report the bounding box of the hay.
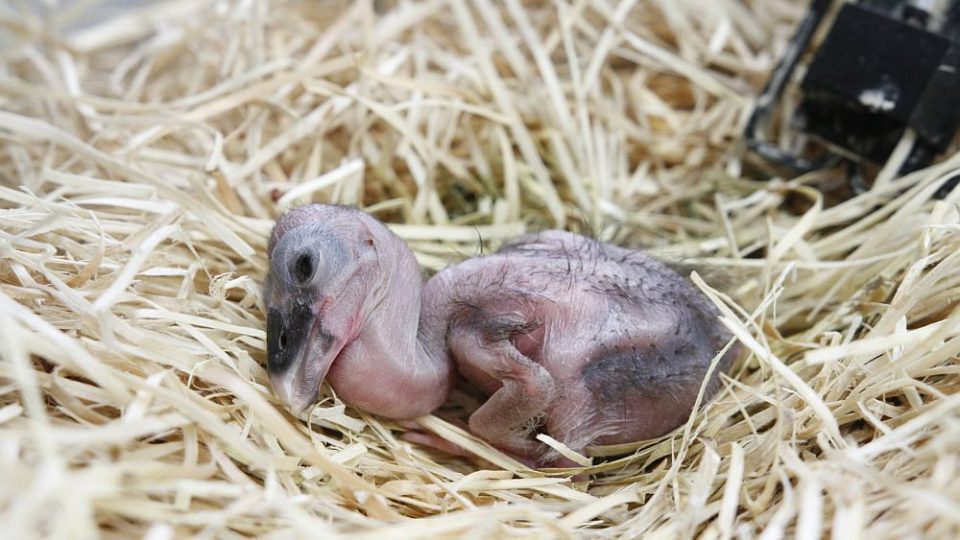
[0,0,958,537]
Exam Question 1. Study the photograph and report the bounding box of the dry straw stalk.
[0,0,958,538]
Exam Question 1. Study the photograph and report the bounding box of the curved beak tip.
[269,370,310,416]
[270,374,306,416]
[288,399,311,417]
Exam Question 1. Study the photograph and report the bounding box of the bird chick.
[421,230,737,466]
[264,205,736,468]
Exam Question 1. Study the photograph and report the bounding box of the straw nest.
[1,0,958,538]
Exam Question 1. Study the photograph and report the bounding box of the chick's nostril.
[266,310,290,371]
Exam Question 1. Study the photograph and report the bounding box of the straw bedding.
[1,0,958,538]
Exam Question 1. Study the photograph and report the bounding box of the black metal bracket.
[745,0,960,197]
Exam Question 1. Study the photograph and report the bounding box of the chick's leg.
[449,320,557,462]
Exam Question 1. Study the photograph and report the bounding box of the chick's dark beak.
[266,302,333,415]
[266,304,310,373]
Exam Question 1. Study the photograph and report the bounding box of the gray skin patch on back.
[581,338,706,404]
